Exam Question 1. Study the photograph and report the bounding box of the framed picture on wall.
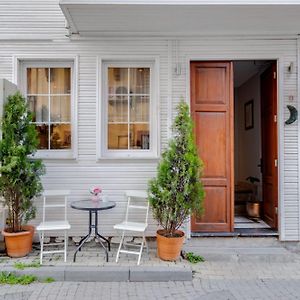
[244,100,254,130]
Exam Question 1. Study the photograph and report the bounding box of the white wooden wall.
[0,0,299,240]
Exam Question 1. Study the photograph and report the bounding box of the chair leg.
[40,231,44,265]
[144,236,149,255]
[116,232,125,263]
[137,234,145,266]
[64,230,68,263]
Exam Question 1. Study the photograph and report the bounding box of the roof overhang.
[59,0,300,38]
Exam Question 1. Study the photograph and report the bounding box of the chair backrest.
[125,190,149,225]
[42,190,71,222]
[0,203,8,235]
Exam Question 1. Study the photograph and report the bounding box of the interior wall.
[234,72,262,199]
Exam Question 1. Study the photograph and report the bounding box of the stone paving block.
[64,266,129,282]
[0,266,65,282]
[0,291,33,300]
[129,266,192,282]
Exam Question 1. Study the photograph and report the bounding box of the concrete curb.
[0,265,192,282]
[130,266,193,282]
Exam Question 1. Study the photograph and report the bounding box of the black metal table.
[71,199,116,262]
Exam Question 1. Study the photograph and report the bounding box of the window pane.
[108,124,128,149]
[108,96,128,123]
[130,124,150,150]
[36,124,49,150]
[50,68,71,94]
[130,68,150,94]
[130,96,149,123]
[50,96,71,122]
[50,124,71,149]
[28,96,49,123]
[108,68,128,94]
[27,68,48,94]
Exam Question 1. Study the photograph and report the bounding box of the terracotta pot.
[156,229,185,261]
[2,225,35,258]
[246,202,260,218]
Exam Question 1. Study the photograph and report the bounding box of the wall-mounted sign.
[285,105,298,125]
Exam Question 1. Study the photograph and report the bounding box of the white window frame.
[98,57,159,159]
[16,56,78,160]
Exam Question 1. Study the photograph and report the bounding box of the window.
[100,61,158,158]
[27,67,71,150]
[20,60,76,159]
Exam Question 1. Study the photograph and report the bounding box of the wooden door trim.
[261,62,278,229]
[229,61,234,232]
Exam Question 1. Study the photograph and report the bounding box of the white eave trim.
[60,4,79,34]
[59,0,300,38]
[60,0,300,5]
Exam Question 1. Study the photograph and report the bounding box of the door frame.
[186,56,283,239]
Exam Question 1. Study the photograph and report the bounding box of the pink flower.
[89,186,102,196]
[92,187,102,195]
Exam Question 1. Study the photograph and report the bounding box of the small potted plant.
[245,176,261,218]
[0,92,45,257]
[148,101,205,261]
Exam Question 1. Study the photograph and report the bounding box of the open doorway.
[234,60,278,236]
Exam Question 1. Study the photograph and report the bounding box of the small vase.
[91,195,100,202]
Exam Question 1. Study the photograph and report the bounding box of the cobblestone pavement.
[1,237,300,299]
[1,261,300,299]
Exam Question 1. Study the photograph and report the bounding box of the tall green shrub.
[148,101,205,237]
[0,92,45,232]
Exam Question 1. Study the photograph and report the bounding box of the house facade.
[1,0,300,241]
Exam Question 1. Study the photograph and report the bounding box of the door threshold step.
[191,230,278,238]
[235,228,278,237]
[191,232,239,237]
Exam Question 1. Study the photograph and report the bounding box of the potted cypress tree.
[148,101,205,261]
[0,92,45,257]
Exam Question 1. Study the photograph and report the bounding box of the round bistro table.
[71,199,116,262]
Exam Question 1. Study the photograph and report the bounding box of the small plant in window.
[50,132,61,149]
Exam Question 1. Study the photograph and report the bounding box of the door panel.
[261,63,278,229]
[194,67,226,105]
[195,112,226,178]
[191,61,234,232]
[193,187,227,230]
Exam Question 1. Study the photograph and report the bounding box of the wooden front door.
[190,61,234,232]
[261,63,278,229]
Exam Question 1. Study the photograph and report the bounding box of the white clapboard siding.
[0,0,67,40]
[0,0,299,240]
[0,40,169,237]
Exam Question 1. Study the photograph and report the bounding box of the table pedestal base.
[73,211,110,262]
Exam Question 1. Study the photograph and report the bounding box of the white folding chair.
[0,202,8,242]
[114,190,149,265]
[36,190,71,264]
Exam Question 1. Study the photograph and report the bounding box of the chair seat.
[114,221,147,232]
[37,220,71,231]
